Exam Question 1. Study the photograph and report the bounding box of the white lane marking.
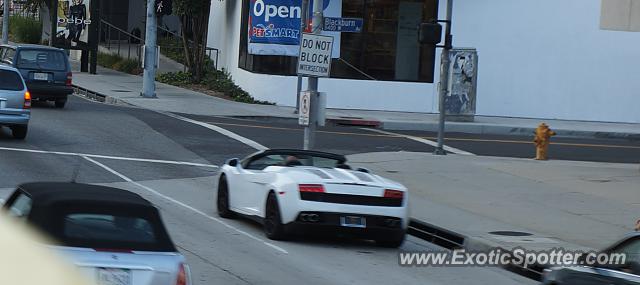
[362,128,476,156]
[0,146,218,168]
[158,111,268,151]
[82,156,288,255]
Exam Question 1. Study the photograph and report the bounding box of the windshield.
[16,49,67,71]
[245,153,344,170]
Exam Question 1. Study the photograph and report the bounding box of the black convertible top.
[17,182,152,208]
[17,182,153,207]
[4,182,176,252]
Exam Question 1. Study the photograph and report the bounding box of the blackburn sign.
[248,0,341,57]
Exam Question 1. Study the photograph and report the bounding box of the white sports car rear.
[217,149,409,247]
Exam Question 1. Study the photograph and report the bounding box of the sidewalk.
[72,66,640,139]
[349,151,639,252]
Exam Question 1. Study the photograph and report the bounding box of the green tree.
[174,0,212,82]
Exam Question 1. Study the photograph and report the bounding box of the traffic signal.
[418,22,442,45]
[155,0,173,16]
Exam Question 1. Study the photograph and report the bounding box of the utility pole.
[294,0,310,114]
[434,0,453,155]
[2,0,9,44]
[302,0,323,150]
[141,0,158,98]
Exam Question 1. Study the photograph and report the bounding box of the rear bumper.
[26,82,73,99]
[284,212,406,240]
[0,109,30,125]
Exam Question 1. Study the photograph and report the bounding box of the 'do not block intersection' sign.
[297,33,334,78]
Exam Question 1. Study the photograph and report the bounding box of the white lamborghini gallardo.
[216,149,409,247]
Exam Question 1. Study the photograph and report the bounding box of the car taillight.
[23,91,31,109]
[383,189,404,199]
[176,263,187,285]
[66,72,72,86]
[299,184,324,193]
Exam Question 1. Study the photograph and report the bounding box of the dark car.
[2,182,191,285]
[542,233,640,284]
[0,44,73,108]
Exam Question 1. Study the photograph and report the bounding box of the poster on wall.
[55,0,92,49]
[248,0,341,57]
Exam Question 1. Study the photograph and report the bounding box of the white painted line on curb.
[0,146,218,168]
[362,128,476,156]
[158,111,268,151]
[81,156,288,255]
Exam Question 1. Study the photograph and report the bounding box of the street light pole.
[295,0,310,114]
[2,0,9,44]
[434,0,453,155]
[141,0,158,98]
[302,0,323,150]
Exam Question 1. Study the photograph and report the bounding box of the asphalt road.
[0,96,534,285]
[180,114,640,163]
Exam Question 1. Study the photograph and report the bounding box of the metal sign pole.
[434,0,453,155]
[1,0,9,44]
[295,0,310,114]
[303,0,323,150]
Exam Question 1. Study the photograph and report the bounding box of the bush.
[97,53,121,68]
[96,52,142,75]
[204,69,273,105]
[9,15,42,44]
[156,71,192,86]
[113,58,142,75]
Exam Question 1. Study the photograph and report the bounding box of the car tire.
[264,192,287,240]
[217,175,235,219]
[55,99,67,109]
[11,125,28,140]
[376,232,406,248]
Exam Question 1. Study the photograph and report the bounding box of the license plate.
[33,73,48,81]
[96,268,131,285]
[340,216,366,228]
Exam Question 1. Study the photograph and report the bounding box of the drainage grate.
[489,231,533,237]
[111,90,132,93]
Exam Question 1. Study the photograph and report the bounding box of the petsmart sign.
[248,0,341,57]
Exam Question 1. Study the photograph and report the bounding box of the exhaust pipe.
[299,213,320,222]
[307,214,319,222]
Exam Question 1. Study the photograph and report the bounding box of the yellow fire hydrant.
[534,123,556,160]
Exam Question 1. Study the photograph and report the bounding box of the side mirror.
[226,158,239,167]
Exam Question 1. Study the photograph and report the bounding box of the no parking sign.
[298,91,311,126]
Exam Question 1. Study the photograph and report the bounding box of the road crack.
[177,245,254,285]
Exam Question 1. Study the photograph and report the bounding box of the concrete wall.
[208,0,640,123]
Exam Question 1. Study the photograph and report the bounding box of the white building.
[207,0,640,123]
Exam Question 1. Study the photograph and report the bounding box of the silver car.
[0,64,30,139]
[542,233,640,285]
[2,182,192,285]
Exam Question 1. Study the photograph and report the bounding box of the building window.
[238,0,438,82]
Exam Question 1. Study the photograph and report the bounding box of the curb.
[408,219,545,281]
[383,121,640,140]
[73,84,640,140]
[220,115,383,128]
